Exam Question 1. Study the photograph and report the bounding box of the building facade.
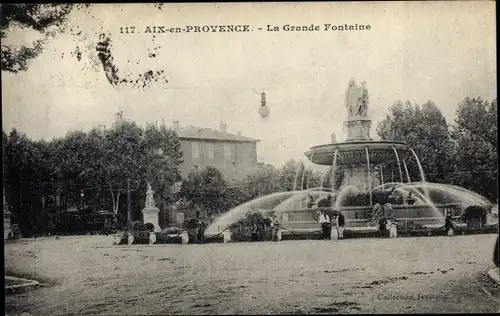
[173,121,260,182]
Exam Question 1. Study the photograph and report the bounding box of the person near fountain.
[333,211,346,239]
[378,217,388,237]
[406,190,416,205]
[306,193,316,209]
[319,210,331,240]
[270,215,280,242]
[444,211,455,236]
[317,194,332,208]
[195,211,206,244]
[337,212,345,239]
[250,224,261,242]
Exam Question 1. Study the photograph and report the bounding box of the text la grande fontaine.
[268,24,371,32]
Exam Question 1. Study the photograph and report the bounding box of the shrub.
[161,227,183,235]
[144,223,155,232]
[132,230,150,244]
[129,221,145,232]
[155,232,182,244]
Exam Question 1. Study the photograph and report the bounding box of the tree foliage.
[0,4,80,73]
[449,97,497,200]
[2,122,183,234]
[180,167,230,216]
[376,100,456,183]
[376,97,497,201]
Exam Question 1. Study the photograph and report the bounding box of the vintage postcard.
[2,2,498,315]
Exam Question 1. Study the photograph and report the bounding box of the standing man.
[318,210,331,240]
[336,211,346,240]
[195,211,206,244]
[270,215,279,242]
[306,193,316,209]
[444,211,454,236]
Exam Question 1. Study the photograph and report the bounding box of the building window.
[207,142,215,159]
[224,144,234,161]
[192,142,200,159]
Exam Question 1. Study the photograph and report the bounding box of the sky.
[2,2,497,167]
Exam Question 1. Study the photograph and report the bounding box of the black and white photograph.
[2,2,498,315]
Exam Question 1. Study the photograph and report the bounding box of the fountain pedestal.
[344,117,372,142]
[341,165,379,193]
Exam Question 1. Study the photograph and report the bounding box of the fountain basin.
[305,141,410,165]
[278,203,463,232]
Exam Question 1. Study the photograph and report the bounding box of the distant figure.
[406,190,416,205]
[318,210,331,240]
[378,218,388,237]
[388,186,398,204]
[383,203,394,219]
[444,211,454,236]
[103,217,110,236]
[317,194,332,208]
[336,212,346,239]
[270,215,279,242]
[250,224,261,242]
[195,211,206,244]
[371,203,383,220]
[306,193,316,209]
[387,218,398,238]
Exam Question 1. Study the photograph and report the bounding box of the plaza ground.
[5,234,499,315]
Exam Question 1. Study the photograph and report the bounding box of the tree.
[376,100,456,183]
[276,159,299,191]
[141,124,183,199]
[450,97,498,200]
[180,167,230,216]
[2,129,49,234]
[1,4,77,73]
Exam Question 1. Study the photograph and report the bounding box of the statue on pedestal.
[356,81,369,117]
[345,79,359,117]
[142,182,161,232]
[145,182,156,208]
[345,80,369,118]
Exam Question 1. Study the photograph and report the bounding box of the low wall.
[279,203,464,231]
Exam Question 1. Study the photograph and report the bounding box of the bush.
[155,232,182,244]
[132,230,150,244]
[129,221,145,231]
[144,223,155,232]
[161,227,183,235]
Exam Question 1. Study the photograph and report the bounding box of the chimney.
[220,121,227,133]
[237,132,242,136]
[173,120,180,132]
[331,133,336,143]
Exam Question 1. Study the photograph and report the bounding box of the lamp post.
[253,89,270,118]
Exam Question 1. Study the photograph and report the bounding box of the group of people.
[250,214,281,242]
[318,209,345,240]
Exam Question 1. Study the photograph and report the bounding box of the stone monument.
[340,79,379,192]
[343,79,372,142]
[142,182,161,232]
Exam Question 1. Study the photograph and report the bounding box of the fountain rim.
[309,140,408,150]
[305,140,410,158]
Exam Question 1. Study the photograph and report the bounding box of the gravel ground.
[5,234,499,315]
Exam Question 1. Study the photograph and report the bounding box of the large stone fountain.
[204,80,493,237]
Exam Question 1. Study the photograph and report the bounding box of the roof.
[176,126,260,143]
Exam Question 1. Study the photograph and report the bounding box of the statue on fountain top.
[345,79,369,118]
[145,182,157,209]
